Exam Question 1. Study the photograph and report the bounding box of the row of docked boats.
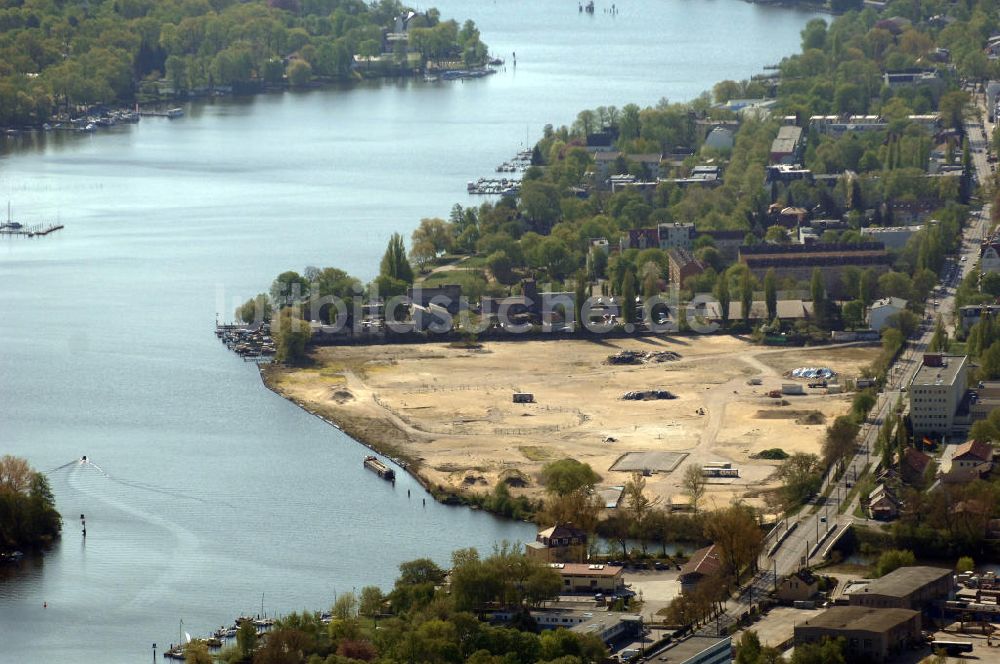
[215,323,276,361]
[163,616,278,659]
[467,177,520,196]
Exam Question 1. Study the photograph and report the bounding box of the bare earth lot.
[264,336,879,510]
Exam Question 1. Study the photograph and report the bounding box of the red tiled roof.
[901,447,931,475]
[954,440,993,463]
[680,544,722,578]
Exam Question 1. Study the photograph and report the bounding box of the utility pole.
[152,644,156,663]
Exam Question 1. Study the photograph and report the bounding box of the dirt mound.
[621,390,677,401]
[330,389,354,403]
[606,350,682,365]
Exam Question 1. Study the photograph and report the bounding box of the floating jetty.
[0,223,63,237]
[364,455,396,481]
[140,107,184,118]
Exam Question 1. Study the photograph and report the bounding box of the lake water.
[0,1,820,661]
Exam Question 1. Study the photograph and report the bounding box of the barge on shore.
[363,455,395,481]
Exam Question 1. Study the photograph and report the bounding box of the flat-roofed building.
[795,606,921,662]
[908,354,969,438]
[550,562,625,594]
[770,125,802,164]
[848,565,953,610]
[649,635,732,664]
[738,242,892,298]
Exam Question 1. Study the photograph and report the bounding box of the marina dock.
[0,223,63,237]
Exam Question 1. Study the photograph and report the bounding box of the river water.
[0,1,820,661]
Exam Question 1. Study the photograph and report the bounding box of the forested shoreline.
[0,455,61,553]
[0,0,489,127]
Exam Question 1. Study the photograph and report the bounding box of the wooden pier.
[0,223,63,237]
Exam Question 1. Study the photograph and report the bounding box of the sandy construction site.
[264,335,880,510]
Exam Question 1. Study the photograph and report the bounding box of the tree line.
[0,0,488,126]
[0,455,61,551]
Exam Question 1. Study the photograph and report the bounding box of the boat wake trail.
[59,457,239,510]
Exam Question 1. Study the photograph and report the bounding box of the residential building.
[795,606,921,662]
[883,69,944,96]
[981,239,1000,273]
[777,570,819,603]
[765,164,813,187]
[658,222,696,252]
[551,563,625,594]
[868,484,900,520]
[668,248,705,286]
[679,544,722,594]
[590,237,610,255]
[769,125,802,164]
[526,523,588,563]
[848,565,953,610]
[899,447,933,485]
[940,439,994,483]
[408,284,462,316]
[810,114,887,137]
[738,242,892,298]
[570,613,643,645]
[699,229,747,260]
[958,304,1000,332]
[867,297,908,332]
[620,227,660,251]
[492,608,641,645]
[908,354,970,438]
[649,636,732,664]
[703,126,735,151]
[596,152,663,182]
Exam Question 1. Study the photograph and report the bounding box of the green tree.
[956,556,975,574]
[776,453,822,510]
[875,549,915,577]
[682,464,706,512]
[714,272,731,328]
[410,217,454,267]
[380,233,414,285]
[236,620,257,660]
[621,269,637,325]
[540,459,600,496]
[791,637,845,664]
[928,317,948,353]
[740,269,754,324]
[273,307,311,363]
[764,268,778,322]
[810,268,826,327]
[358,586,385,617]
[270,270,311,307]
[822,415,859,471]
[236,293,273,324]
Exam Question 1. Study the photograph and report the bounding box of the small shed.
[513,392,535,403]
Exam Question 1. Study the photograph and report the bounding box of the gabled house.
[526,523,588,563]
[941,439,994,483]
[868,484,900,521]
[899,447,932,486]
[777,570,819,603]
[679,544,722,594]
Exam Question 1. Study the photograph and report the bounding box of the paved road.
[687,96,996,641]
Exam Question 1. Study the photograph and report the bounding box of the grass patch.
[518,445,550,461]
[754,409,825,424]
